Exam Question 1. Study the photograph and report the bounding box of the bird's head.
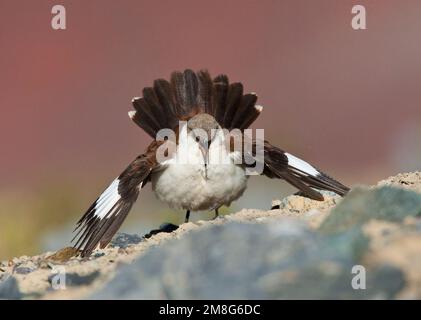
[187,113,220,165]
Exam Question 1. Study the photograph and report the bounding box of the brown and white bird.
[73,69,349,257]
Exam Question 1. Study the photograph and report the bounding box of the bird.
[72,69,350,257]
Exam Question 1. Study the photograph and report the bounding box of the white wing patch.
[128,111,136,119]
[94,179,121,219]
[255,105,263,113]
[285,153,320,177]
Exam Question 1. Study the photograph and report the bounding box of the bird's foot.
[143,223,179,239]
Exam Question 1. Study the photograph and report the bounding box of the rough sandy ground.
[0,172,420,299]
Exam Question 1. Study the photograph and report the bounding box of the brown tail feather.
[130,69,263,137]
[183,69,199,108]
[213,75,229,125]
[129,109,157,138]
[170,69,199,112]
[197,70,214,114]
[223,83,243,128]
[132,98,162,132]
[153,79,180,128]
[231,93,258,130]
[240,105,263,130]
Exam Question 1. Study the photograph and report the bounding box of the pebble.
[14,267,35,275]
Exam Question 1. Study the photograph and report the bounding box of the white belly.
[151,127,248,211]
[151,162,247,211]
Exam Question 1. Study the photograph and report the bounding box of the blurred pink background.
[0,0,420,258]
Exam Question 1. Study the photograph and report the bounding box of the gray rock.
[0,276,22,300]
[90,221,404,299]
[320,186,421,233]
[265,263,405,299]
[110,233,143,248]
[48,270,100,288]
[14,267,35,275]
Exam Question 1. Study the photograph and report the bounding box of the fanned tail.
[129,69,263,137]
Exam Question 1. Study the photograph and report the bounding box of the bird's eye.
[195,136,200,142]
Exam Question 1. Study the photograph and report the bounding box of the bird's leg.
[213,208,219,220]
[184,210,191,223]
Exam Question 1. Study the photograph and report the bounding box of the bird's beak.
[199,140,211,178]
[199,140,210,165]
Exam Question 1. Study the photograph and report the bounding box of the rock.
[48,270,100,288]
[0,273,9,282]
[111,233,143,248]
[12,260,37,275]
[271,191,339,213]
[14,267,35,275]
[320,186,421,234]
[377,172,421,193]
[362,220,421,298]
[2,172,419,300]
[46,247,79,263]
[90,220,404,299]
[93,252,105,258]
[0,276,22,299]
[264,263,405,299]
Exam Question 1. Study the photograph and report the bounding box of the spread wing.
[72,147,159,257]
[243,140,349,201]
